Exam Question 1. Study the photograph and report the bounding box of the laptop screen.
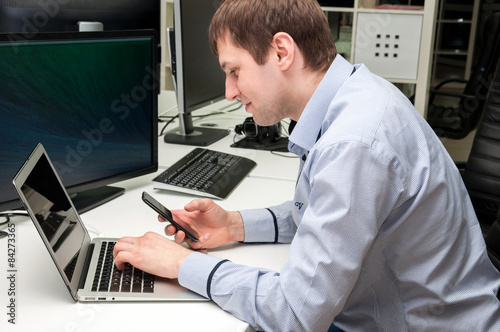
[19,149,87,283]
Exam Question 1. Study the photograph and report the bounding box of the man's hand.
[113,232,192,279]
[163,198,244,249]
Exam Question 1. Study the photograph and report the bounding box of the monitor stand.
[163,113,229,146]
[164,127,229,146]
[70,186,124,214]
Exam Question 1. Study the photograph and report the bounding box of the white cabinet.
[354,12,423,80]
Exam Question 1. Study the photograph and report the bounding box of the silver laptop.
[12,143,207,302]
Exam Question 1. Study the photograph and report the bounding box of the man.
[114,0,500,330]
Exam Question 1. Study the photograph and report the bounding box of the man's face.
[217,37,288,126]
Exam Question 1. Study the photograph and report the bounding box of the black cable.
[0,214,9,226]
[159,114,179,136]
[0,211,29,226]
[0,211,29,239]
[158,102,243,137]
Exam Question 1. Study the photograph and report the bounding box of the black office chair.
[427,12,500,139]
[486,209,500,271]
[454,52,500,301]
[485,208,500,300]
[459,44,500,233]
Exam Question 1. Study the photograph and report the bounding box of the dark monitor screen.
[178,0,225,114]
[0,0,161,70]
[163,0,229,146]
[0,30,159,213]
[0,0,160,34]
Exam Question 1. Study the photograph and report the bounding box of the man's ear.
[271,32,295,71]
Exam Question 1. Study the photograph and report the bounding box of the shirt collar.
[288,55,354,156]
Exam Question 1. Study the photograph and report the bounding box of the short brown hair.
[209,0,337,73]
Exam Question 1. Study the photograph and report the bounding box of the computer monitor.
[0,0,161,66]
[163,0,229,146]
[0,0,160,34]
[0,30,159,213]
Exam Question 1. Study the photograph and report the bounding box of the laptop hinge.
[78,243,95,290]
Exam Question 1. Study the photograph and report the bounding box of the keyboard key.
[90,242,154,294]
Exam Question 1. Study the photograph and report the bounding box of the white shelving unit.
[322,0,439,117]
[161,0,175,91]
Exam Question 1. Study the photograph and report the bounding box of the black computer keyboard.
[153,148,257,199]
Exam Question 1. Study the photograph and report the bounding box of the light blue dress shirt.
[179,55,500,331]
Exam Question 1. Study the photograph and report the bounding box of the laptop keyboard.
[153,148,257,199]
[91,241,154,293]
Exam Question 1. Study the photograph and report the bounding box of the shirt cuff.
[239,208,277,243]
[178,251,227,299]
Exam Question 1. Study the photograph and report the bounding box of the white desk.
[1,94,299,331]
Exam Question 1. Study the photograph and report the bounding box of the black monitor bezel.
[0,0,161,34]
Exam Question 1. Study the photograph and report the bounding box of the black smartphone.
[142,191,199,242]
